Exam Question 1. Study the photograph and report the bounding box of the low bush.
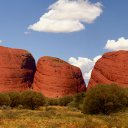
[45,95,73,106]
[0,93,10,106]
[58,96,73,106]
[68,92,86,110]
[83,84,128,115]
[7,92,21,107]
[20,90,45,110]
[46,98,59,106]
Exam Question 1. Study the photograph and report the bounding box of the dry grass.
[0,106,128,128]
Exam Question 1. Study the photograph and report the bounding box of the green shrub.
[83,84,127,115]
[45,98,59,106]
[68,92,86,110]
[20,90,45,110]
[8,92,21,107]
[45,95,73,106]
[58,96,73,106]
[0,93,11,106]
[74,93,85,102]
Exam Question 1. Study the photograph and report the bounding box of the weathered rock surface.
[0,46,36,92]
[33,56,86,98]
[88,50,128,89]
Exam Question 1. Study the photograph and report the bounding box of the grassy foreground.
[0,106,128,128]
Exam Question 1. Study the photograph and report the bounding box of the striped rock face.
[88,50,128,89]
[0,46,36,92]
[33,56,86,98]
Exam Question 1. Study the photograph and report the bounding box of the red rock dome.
[88,50,128,89]
[0,46,36,92]
[33,56,86,98]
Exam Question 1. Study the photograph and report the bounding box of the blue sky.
[0,0,128,82]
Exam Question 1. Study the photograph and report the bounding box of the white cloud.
[0,40,3,43]
[68,55,102,84]
[105,37,128,51]
[28,0,102,33]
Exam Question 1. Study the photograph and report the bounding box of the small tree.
[83,84,127,115]
[8,92,21,107]
[21,90,45,110]
[0,93,11,106]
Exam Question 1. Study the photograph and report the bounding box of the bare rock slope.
[88,51,128,89]
[0,46,36,92]
[33,56,86,98]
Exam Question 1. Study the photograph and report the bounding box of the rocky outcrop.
[0,46,36,92]
[88,50,128,89]
[33,56,86,98]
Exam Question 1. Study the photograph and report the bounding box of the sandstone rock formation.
[88,50,128,89]
[0,46,36,92]
[33,56,86,98]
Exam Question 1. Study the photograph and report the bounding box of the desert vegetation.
[0,84,128,128]
[83,84,128,115]
[0,106,128,128]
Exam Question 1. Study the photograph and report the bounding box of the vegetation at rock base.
[46,95,74,106]
[0,90,45,110]
[20,90,45,110]
[83,84,128,114]
[68,92,86,110]
[7,92,21,107]
[0,84,128,127]
[0,93,10,106]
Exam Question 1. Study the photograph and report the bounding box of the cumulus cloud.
[28,0,102,33]
[68,55,102,83]
[105,37,128,51]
